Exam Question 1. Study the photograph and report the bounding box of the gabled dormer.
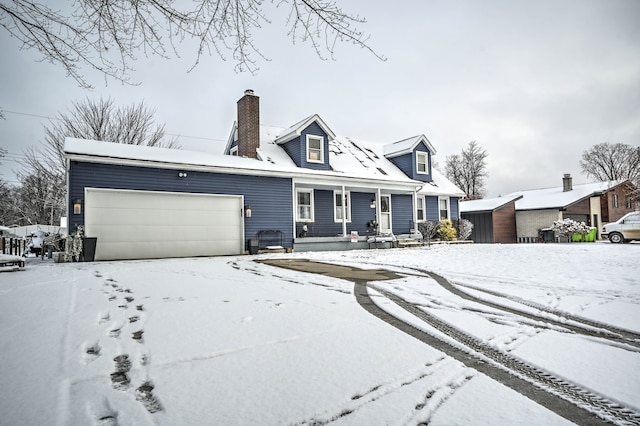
[275,114,335,171]
[383,135,436,182]
[224,121,239,156]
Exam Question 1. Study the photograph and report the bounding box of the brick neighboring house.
[460,174,636,243]
[600,180,638,224]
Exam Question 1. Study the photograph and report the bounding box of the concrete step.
[397,239,423,248]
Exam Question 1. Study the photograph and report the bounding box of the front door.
[379,195,392,234]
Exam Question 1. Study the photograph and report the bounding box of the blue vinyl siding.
[281,122,330,171]
[424,196,459,221]
[388,153,413,180]
[68,161,294,248]
[426,196,439,221]
[413,142,433,182]
[391,195,413,234]
[281,139,303,167]
[295,190,377,237]
[388,142,433,182]
[450,197,460,220]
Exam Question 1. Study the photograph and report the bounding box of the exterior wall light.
[370,199,376,209]
[244,205,252,218]
[178,172,188,178]
[73,199,82,215]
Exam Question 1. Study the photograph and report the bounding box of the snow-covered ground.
[1,243,638,425]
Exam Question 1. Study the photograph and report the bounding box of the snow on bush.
[550,218,590,236]
[457,219,474,241]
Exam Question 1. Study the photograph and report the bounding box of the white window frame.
[438,196,450,220]
[334,190,351,223]
[613,194,619,208]
[416,151,429,175]
[296,189,314,222]
[416,195,425,222]
[306,135,324,164]
[229,145,238,156]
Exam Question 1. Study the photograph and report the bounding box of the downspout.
[291,182,297,246]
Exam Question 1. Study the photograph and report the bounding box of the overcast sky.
[1,0,639,197]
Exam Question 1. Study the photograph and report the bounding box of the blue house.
[64,90,464,261]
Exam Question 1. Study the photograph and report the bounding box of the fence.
[1,238,26,256]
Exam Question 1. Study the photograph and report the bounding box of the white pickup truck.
[602,211,640,243]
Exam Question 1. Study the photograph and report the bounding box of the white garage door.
[85,188,244,261]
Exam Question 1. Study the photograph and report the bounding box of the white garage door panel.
[85,188,244,261]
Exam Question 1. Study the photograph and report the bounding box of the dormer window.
[416,151,429,174]
[306,135,324,163]
[229,146,238,156]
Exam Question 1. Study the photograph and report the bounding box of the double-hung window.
[416,196,425,221]
[296,189,314,222]
[306,135,324,163]
[334,191,351,222]
[416,152,429,174]
[439,197,450,220]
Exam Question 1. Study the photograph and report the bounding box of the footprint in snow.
[98,312,110,324]
[111,354,131,390]
[132,330,144,342]
[136,381,162,413]
[91,398,119,426]
[82,341,102,363]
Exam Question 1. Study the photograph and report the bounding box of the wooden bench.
[367,235,396,249]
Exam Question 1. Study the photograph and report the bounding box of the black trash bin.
[248,238,259,255]
[82,237,98,262]
[541,228,555,243]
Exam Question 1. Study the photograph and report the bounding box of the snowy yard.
[1,243,639,425]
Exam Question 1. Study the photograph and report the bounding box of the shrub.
[438,219,457,241]
[456,219,474,240]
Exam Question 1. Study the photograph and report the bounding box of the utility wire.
[2,109,226,142]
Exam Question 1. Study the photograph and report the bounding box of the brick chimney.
[237,89,260,159]
[562,173,573,192]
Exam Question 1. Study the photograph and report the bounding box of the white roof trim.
[223,121,238,154]
[383,135,437,158]
[275,114,336,144]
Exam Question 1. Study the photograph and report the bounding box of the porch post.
[413,188,419,234]
[376,187,381,234]
[341,185,347,237]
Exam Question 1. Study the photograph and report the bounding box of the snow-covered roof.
[504,181,619,211]
[274,114,336,144]
[459,194,523,213]
[65,124,464,196]
[383,135,437,158]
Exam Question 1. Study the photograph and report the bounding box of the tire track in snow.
[261,259,640,425]
[362,262,640,350]
[364,283,640,426]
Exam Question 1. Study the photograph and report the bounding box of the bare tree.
[445,141,488,200]
[18,98,178,224]
[11,169,62,225]
[580,142,640,181]
[0,0,383,88]
[0,183,19,225]
[580,142,640,202]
